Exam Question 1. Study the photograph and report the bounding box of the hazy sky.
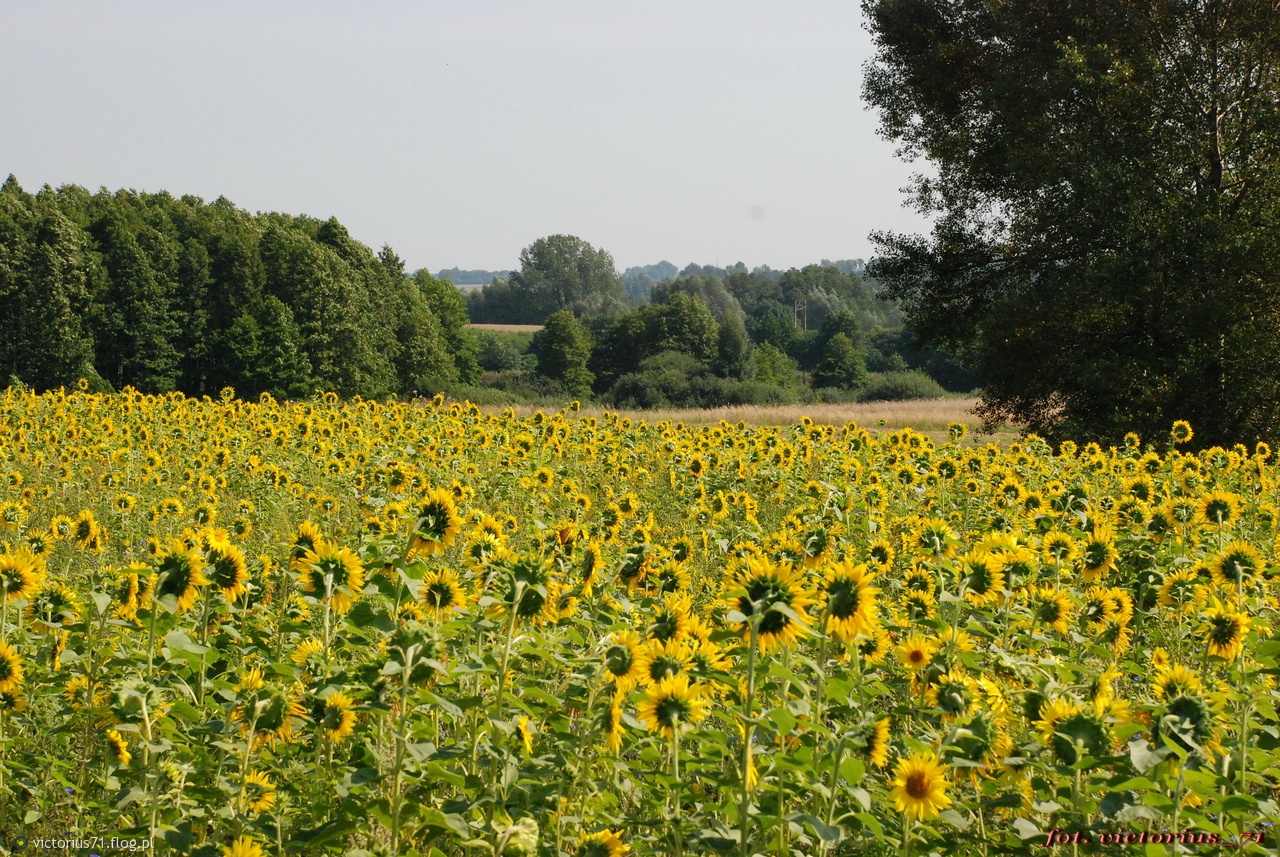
[1,1,932,273]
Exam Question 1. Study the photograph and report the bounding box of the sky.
[0,1,932,274]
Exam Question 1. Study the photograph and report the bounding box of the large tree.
[502,234,626,322]
[862,0,1280,445]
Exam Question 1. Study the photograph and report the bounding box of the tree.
[532,310,594,397]
[509,235,626,321]
[812,332,868,391]
[862,0,1280,445]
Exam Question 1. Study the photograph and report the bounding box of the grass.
[475,397,1020,445]
[468,323,544,333]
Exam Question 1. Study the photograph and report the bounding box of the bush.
[607,351,799,408]
[859,370,949,402]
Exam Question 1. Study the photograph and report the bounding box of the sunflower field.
[0,385,1278,856]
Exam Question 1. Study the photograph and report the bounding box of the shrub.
[859,370,949,402]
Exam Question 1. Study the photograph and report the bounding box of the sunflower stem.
[817,735,847,857]
[739,618,758,857]
[145,599,159,682]
[672,722,684,857]
[391,643,416,855]
[495,581,525,712]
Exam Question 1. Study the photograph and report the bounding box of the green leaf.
[1013,818,1041,840]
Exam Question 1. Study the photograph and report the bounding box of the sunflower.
[1025,585,1074,634]
[419,568,471,620]
[205,539,249,600]
[299,542,365,613]
[1041,530,1078,566]
[913,517,957,558]
[1047,709,1112,766]
[242,770,277,813]
[289,521,324,571]
[290,637,324,669]
[1034,697,1081,744]
[408,488,463,558]
[1197,489,1241,527]
[515,715,535,755]
[600,691,625,754]
[320,691,357,743]
[927,669,978,718]
[857,624,892,664]
[153,541,210,614]
[634,638,694,688]
[889,753,952,821]
[1171,420,1194,444]
[1154,694,1222,760]
[636,674,709,738]
[1080,526,1117,581]
[0,642,24,695]
[575,830,629,857]
[221,838,266,857]
[865,717,891,767]
[1212,542,1263,590]
[462,532,506,572]
[1197,599,1250,661]
[820,560,880,643]
[72,509,104,551]
[0,548,45,602]
[105,728,131,767]
[602,630,645,691]
[1158,568,1205,612]
[1152,664,1203,701]
[956,550,1004,606]
[896,633,936,673]
[649,560,690,596]
[723,556,814,652]
[867,539,896,570]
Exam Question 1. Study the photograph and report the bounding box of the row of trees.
[465,234,971,406]
[0,177,477,399]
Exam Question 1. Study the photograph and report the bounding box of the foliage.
[0,178,475,401]
[859,370,951,402]
[813,332,869,392]
[863,0,1280,446]
[532,311,595,398]
[468,235,626,324]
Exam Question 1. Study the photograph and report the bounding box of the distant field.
[480,397,1018,444]
[468,323,544,333]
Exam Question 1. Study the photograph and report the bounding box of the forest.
[0,178,969,408]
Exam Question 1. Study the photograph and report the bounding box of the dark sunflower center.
[654,695,690,727]
[426,582,458,609]
[827,579,862,620]
[1208,616,1240,645]
[904,770,931,800]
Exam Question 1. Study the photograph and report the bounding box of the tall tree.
[508,234,626,321]
[532,310,594,397]
[863,0,1280,445]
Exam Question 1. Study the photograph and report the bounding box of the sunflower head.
[153,541,209,614]
[575,830,629,857]
[636,673,709,738]
[724,556,814,652]
[408,488,462,558]
[889,752,952,821]
[299,542,366,613]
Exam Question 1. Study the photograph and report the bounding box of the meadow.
[0,385,1276,856]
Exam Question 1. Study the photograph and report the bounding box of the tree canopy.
[862,0,1280,446]
[0,177,475,399]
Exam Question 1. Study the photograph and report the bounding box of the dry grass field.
[480,397,1020,444]
[468,323,545,333]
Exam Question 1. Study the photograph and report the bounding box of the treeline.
[466,236,972,407]
[0,177,477,399]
